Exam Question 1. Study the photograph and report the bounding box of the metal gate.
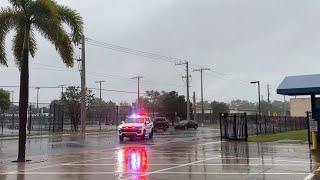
[49,103,64,132]
[220,113,248,141]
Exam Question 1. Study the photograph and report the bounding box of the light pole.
[250,81,261,115]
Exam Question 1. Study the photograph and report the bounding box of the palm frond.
[12,27,37,68]
[8,0,29,8]
[29,29,36,57]
[12,27,24,68]
[0,7,23,66]
[30,0,59,24]
[57,5,83,44]
[34,18,74,67]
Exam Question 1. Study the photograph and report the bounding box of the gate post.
[116,106,119,127]
[53,103,56,133]
[28,105,32,135]
[1,113,3,135]
[244,113,248,141]
[61,105,64,132]
[264,116,267,134]
[219,113,222,141]
[307,112,311,145]
[255,114,258,136]
[233,114,237,139]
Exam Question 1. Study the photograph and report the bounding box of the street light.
[250,81,261,115]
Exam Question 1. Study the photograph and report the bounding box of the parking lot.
[0,127,318,180]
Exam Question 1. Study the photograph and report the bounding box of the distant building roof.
[277,74,320,95]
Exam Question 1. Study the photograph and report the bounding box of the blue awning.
[277,74,320,95]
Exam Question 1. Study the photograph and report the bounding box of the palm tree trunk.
[17,25,30,162]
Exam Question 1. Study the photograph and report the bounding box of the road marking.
[304,173,314,180]
[0,171,310,175]
[6,157,115,174]
[62,163,312,167]
[123,156,221,180]
[304,165,320,180]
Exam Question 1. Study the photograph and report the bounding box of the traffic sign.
[309,119,318,132]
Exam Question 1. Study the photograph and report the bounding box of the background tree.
[229,99,256,111]
[210,101,229,119]
[0,89,10,135]
[0,0,83,162]
[61,87,94,132]
[0,89,10,113]
[118,102,132,122]
[105,101,116,125]
[145,90,161,116]
[152,91,187,121]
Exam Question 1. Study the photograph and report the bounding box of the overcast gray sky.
[1,0,320,104]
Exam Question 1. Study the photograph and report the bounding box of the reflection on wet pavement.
[116,146,149,180]
[0,128,319,180]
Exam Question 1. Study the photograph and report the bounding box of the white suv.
[118,114,154,141]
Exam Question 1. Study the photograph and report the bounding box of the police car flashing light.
[118,113,154,141]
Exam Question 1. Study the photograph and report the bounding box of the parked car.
[153,117,170,132]
[174,120,198,130]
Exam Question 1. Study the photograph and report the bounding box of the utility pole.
[58,84,66,94]
[175,61,191,120]
[80,35,87,135]
[95,80,105,131]
[193,67,210,124]
[267,84,271,116]
[250,81,261,115]
[132,76,144,112]
[193,92,197,122]
[35,87,40,113]
[95,81,105,104]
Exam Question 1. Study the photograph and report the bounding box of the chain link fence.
[0,103,135,137]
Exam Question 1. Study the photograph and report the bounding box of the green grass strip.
[248,130,308,143]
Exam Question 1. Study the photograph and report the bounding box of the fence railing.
[247,115,308,136]
[0,103,132,136]
[220,113,308,141]
[1,102,220,137]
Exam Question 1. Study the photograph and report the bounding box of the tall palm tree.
[0,0,83,162]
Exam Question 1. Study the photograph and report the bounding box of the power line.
[85,37,253,83]
[31,62,185,88]
[0,85,144,95]
[86,38,180,63]
[89,87,144,95]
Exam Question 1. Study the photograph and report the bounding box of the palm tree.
[0,0,83,162]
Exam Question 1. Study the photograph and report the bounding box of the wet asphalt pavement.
[0,127,319,180]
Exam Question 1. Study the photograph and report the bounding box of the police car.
[118,114,154,141]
